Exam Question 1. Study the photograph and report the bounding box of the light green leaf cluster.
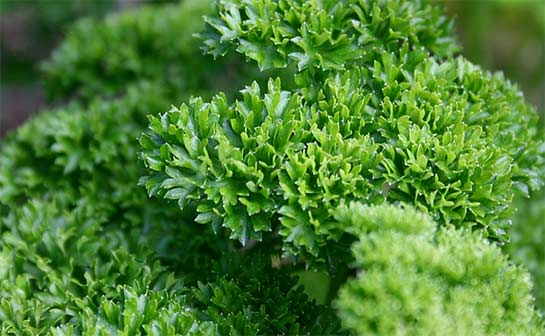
[335,204,544,335]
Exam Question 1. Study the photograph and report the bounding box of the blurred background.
[440,0,545,124]
[0,0,170,136]
[1,0,544,136]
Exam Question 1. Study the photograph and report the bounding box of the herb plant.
[1,0,544,335]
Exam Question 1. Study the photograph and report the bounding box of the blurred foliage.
[0,0,115,82]
[40,0,242,102]
[0,0,176,83]
[507,188,545,311]
[438,0,545,116]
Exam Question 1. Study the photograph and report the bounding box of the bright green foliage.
[1,0,545,334]
[41,0,253,102]
[335,204,544,335]
[201,0,459,71]
[507,190,545,311]
[200,0,461,100]
[141,0,544,264]
[141,54,544,263]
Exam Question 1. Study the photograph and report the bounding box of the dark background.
[0,0,544,137]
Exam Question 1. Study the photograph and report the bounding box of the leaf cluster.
[1,2,342,334]
[1,0,544,334]
[141,55,544,264]
[201,0,459,71]
[0,200,339,335]
[335,204,544,335]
